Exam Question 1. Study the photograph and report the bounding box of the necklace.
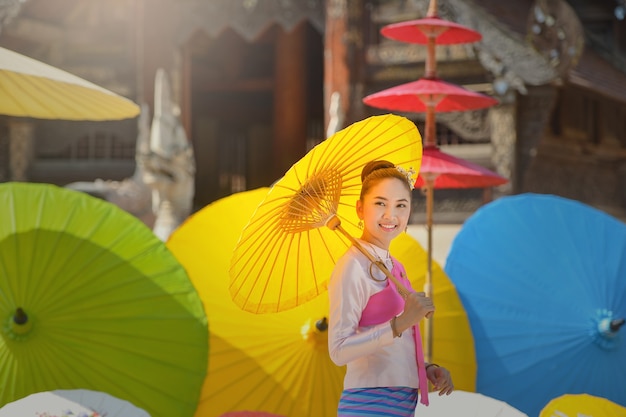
[364,242,393,282]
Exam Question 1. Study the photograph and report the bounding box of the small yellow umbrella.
[540,394,626,417]
[167,187,476,416]
[229,114,422,314]
[0,46,140,120]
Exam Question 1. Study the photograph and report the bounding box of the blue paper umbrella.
[445,193,626,417]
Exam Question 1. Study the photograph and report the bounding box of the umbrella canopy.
[229,114,422,314]
[380,0,480,46]
[168,188,343,417]
[0,389,150,417]
[379,0,480,79]
[0,182,208,417]
[540,393,626,417]
[362,78,498,114]
[444,193,626,417]
[0,46,140,120]
[381,17,481,45]
[415,145,508,189]
[415,390,528,417]
[167,188,477,417]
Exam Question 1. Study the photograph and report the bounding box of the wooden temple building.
[0,0,625,221]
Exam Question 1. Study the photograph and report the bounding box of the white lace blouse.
[327,243,419,389]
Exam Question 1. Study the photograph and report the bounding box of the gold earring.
[358,220,363,229]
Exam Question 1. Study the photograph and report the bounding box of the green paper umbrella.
[0,182,207,417]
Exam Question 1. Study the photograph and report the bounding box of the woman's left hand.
[427,365,454,396]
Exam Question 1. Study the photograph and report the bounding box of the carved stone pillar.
[517,85,558,192]
[324,0,349,136]
[489,102,516,196]
[324,0,364,134]
[8,120,34,182]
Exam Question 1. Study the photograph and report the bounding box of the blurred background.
[0,0,624,232]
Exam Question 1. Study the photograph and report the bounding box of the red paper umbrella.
[380,0,481,77]
[363,77,497,114]
[381,17,481,46]
[416,146,508,189]
[363,78,498,153]
[363,0,502,362]
[413,145,507,361]
[364,77,502,363]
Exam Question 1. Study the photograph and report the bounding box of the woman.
[328,160,454,416]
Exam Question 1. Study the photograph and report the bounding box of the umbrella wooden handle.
[326,215,433,318]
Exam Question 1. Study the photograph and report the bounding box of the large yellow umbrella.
[167,187,476,416]
[168,188,342,417]
[540,394,626,417]
[392,224,476,392]
[0,46,140,120]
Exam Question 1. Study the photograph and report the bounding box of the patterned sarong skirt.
[337,386,418,416]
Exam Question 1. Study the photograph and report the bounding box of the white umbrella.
[0,389,151,417]
[0,46,140,120]
[416,390,528,417]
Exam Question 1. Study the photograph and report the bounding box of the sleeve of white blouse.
[327,252,394,366]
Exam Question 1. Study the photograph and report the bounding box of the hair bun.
[360,160,395,182]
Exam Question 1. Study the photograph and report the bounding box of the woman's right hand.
[395,291,434,333]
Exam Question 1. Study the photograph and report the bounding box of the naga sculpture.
[65,68,195,241]
[143,68,195,241]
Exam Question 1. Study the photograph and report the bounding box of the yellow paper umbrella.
[167,187,476,416]
[168,188,342,417]
[229,114,422,314]
[392,232,476,392]
[0,46,140,120]
[540,394,626,417]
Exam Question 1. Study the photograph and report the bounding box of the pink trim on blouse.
[357,258,430,406]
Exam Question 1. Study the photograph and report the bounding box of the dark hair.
[360,160,412,200]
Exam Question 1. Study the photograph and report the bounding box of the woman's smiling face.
[357,177,411,250]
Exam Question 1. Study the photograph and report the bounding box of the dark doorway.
[184,23,323,210]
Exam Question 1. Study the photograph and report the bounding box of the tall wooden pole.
[273,23,307,178]
[423,0,439,364]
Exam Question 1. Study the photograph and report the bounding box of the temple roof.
[469,0,626,103]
